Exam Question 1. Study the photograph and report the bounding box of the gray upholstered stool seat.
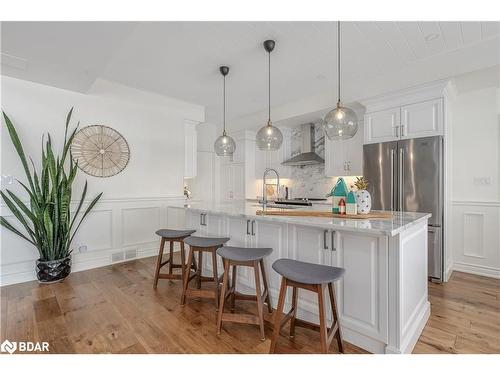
[217,246,272,262]
[184,236,230,248]
[272,258,345,285]
[155,229,196,238]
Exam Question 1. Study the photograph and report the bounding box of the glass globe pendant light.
[256,40,283,151]
[322,22,358,140]
[214,65,236,157]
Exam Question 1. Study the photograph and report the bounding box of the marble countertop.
[170,201,431,237]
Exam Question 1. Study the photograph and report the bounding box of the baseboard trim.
[453,262,500,279]
[0,245,166,287]
[444,261,454,282]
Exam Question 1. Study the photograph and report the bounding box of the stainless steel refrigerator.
[363,136,443,282]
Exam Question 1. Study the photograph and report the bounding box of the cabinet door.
[166,207,186,230]
[184,121,198,178]
[224,216,252,287]
[200,213,226,274]
[333,232,388,342]
[345,120,364,176]
[324,138,346,177]
[364,107,400,144]
[401,98,443,139]
[185,210,202,234]
[287,225,332,322]
[252,219,288,304]
[220,165,234,201]
[232,163,245,200]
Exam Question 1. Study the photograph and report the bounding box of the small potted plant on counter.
[354,177,371,214]
[1,109,102,283]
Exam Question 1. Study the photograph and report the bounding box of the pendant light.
[214,65,236,157]
[256,40,283,151]
[322,22,358,140]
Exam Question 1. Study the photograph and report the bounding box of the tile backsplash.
[287,122,359,199]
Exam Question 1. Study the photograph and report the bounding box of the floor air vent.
[125,249,137,260]
[111,252,125,263]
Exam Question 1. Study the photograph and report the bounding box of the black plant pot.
[36,256,72,284]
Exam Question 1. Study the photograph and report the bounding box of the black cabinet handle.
[246,220,250,235]
[331,231,336,251]
[323,230,329,250]
[251,220,255,236]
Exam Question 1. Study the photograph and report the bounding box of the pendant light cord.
[337,21,341,105]
[268,50,271,124]
[223,74,226,135]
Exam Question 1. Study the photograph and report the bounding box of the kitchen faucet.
[262,168,280,211]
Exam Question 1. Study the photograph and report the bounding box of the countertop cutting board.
[255,210,394,219]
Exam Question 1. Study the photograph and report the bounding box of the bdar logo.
[1,340,17,354]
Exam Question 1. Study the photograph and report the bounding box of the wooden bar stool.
[216,246,273,341]
[153,229,197,288]
[269,258,345,354]
[181,236,230,309]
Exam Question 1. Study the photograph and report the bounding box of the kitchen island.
[167,201,431,354]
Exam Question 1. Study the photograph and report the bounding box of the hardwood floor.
[1,256,498,354]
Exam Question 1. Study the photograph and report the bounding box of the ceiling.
[1,21,499,126]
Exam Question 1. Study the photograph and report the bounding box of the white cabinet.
[220,163,245,201]
[254,127,292,179]
[325,121,364,177]
[184,120,198,178]
[364,107,400,144]
[364,97,444,144]
[287,225,334,321]
[166,206,186,229]
[252,220,288,301]
[188,151,215,201]
[333,231,388,343]
[401,99,443,139]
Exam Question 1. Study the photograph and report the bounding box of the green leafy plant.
[1,108,102,261]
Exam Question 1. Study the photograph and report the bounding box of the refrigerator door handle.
[399,147,404,212]
[390,149,395,211]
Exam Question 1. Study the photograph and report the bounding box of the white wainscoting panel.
[451,201,500,278]
[72,209,113,252]
[122,206,161,247]
[0,196,185,286]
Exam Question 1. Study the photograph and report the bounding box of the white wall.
[0,76,204,285]
[449,68,500,278]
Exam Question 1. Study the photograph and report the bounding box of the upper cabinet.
[362,81,447,145]
[184,120,198,178]
[400,99,443,139]
[325,119,364,177]
[364,107,401,144]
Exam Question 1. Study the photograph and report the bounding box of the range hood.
[281,123,325,166]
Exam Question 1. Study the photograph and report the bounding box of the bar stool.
[216,246,273,341]
[181,236,230,309]
[153,229,197,288]
[269,258,345,354]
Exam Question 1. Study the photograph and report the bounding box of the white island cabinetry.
[174,202,430,354]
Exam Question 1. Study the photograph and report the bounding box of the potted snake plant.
[1,109,102,283]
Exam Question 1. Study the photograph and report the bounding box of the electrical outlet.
[78,245,88,253]
[473,177,491,186]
